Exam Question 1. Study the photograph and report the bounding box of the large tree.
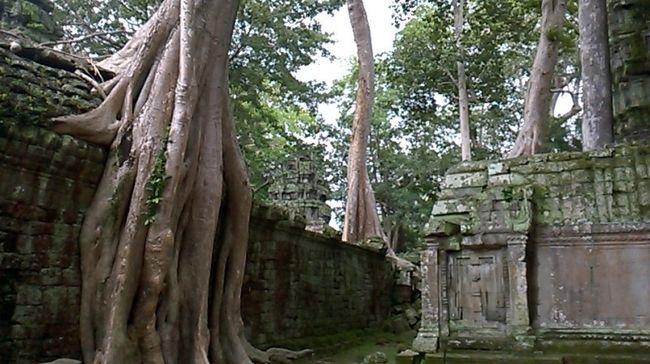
[388,0,543,157]
[453,0,472,161]
[343,0,385,243]
[51,0,306,363]
[51,0,342,196]
[579,0,613,150]
[509,0,567,157]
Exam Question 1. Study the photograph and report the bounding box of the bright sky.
[295,0,397,124]
[294,1,575,123]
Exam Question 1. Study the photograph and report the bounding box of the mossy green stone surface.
[427,144,650,237]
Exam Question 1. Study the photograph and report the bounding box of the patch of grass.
[293,330,416,364]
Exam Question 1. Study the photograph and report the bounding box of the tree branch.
[550,87,579,105]
[444,68,457,85]
[228,24,254,63]
[39,31,131,47]
[550,85,580,124]
[554,105,581,125]
[75,70,107,99]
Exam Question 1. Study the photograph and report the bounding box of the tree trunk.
[51,0,309,363]
[579,0,613,150]
[509,0,567,158]
[454,0,472,161]
[343,0,384,243]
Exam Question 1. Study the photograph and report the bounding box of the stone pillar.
[412,244,440,353]
[506,235,533,348]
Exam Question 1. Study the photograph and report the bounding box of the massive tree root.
[51,0,309,363]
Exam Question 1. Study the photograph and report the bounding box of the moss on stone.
[427,144,650,232]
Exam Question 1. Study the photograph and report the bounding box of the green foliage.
[545,26,562,41]
[52,0,157,53]
[145,130,170,226]
[227,0,343,196]
[387,0,540,154]
[388,0,582,156]
[239,94,332,201]
[328,59,455,242]
[327,0,582,243]
[52,0,343,196]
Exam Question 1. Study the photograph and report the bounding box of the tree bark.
[509,0,567,158]
[454,0,472,161]
[343,0,385,243]
[51,0,309,363]
[579,0,613,150]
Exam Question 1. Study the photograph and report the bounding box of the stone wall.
[0,121,106,363]
[0,48,393,363]
[0,0,63,43]
[609,0,650,141]
[245,206,392,347]
[0,45,106,363]
[429,147,650,227]
[415,146,650,361]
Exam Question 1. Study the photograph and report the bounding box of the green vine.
[545,26,561,42]
[145,130,170,226]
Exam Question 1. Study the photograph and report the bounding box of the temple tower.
[269,152,332,233]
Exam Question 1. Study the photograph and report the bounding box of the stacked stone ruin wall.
[609,0,650,141]
[245,209,392,347]
[428,147,650,334]
[0,49,392,363]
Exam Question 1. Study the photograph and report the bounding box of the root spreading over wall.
[51,0,307,362]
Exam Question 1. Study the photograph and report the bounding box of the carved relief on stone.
[412,247,440,353]
[448,250,508,328]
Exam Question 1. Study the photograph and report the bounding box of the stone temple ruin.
[269,152,332,233]
[1,0,650,363]
[0,41,393,361]
[413,146,650,363]
[0,3,393,362]
[405,1,650,362]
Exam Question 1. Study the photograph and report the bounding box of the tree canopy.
[44,0,595,249]
[51,0,343,199]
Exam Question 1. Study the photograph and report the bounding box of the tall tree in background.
[509,0,567,157]
[52,0,307,362]
[343,0,384,243]
[579,0,613,150]
[389,0,547,156]
[454,0,472,161]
